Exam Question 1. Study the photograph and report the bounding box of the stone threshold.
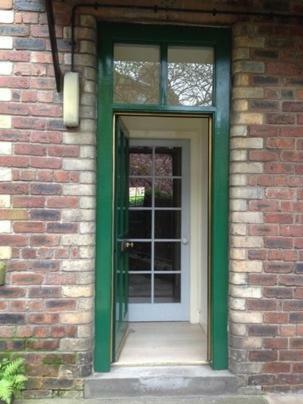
[84,365,240,398]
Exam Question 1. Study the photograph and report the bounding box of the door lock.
[121,240,134,252]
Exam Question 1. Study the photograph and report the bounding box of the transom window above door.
[113,44,214,107]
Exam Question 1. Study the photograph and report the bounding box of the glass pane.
[154,274,181,303]
[129,147,152,176]
[155,147,182,176]
[114,44,160,104]
[155,179,181,207]
[129,211,151,238]
[155,211,181,239]
[129,178,152,207]
[129,274,151,303]
[168,46,214,106]
[154,242,181,272]
[129,242,151,271]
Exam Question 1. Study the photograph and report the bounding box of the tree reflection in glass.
[114,44,160,104]
[168,46,214,106]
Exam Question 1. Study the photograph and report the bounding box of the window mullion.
[160,44,168,106]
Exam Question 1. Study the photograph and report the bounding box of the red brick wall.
[0,0,96,398]
[230,19,303,392]
[0,0,303,397]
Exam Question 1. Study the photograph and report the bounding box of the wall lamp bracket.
[46,0,62,92]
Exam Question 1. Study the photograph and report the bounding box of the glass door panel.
[128,211,151,238]
[154,178,182,207]
[128,139,189,321]
[154,242,181,271]
[129,274,151,303]
[154,274,181,303]
[129,242,152,271]
[154,211,181,238]
[155,147,182,176]
[129,178,152,207]
[129,146,153,175]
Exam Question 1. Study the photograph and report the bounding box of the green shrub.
[0,358,27,404]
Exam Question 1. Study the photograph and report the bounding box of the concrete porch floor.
[116,322,207,365]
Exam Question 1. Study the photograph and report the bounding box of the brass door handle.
[121,240,134,252]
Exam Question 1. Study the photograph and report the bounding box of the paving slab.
[14,392,303,403]
[16,396,268,404]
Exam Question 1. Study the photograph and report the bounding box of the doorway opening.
[95,22,230,372]
[113,114,210,365]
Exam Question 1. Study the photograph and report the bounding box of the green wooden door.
[113,117,129,360]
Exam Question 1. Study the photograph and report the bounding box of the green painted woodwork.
[113,105,216,113]
[160,44,168,106]
[113,118,129,360]
[95,22,231,372]
[95,28,114,371]
[210,37,231,370]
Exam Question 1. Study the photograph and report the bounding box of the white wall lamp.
[63,71,80,128]
[46,1,80,127]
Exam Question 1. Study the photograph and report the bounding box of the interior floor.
[116,322,207,366]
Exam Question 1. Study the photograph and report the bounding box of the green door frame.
[95,22,231,372]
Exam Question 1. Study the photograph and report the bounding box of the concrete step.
[17,396,268,404]
[84,365,240,399]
